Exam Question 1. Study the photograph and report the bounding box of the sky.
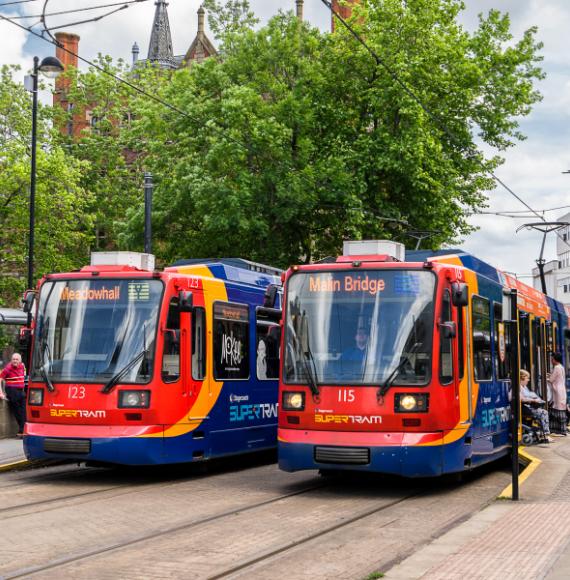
[1,0,569,281]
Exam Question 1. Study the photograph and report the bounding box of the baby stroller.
[521,403,548,445]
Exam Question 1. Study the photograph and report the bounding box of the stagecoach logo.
[315,413,382,425]
[221,331,243,367]
[50,409,106,419]
[229,394,249,403]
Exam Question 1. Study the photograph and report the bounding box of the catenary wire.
[10,0,149,20]
[321,0,570,253]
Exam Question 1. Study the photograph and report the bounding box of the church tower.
[331,0,360,32]
[147,0,176,69]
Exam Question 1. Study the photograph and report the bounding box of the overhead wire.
[321,0,570,253]
[10,0,148,20]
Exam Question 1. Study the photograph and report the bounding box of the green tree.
[55,57,166,252]
[0,65,93,306]
[119,0,543,267]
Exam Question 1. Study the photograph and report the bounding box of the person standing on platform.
[547,352,567,436]
[0,353,27,437]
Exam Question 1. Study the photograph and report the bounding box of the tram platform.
[0,436,27,471]
[385,434,570,580]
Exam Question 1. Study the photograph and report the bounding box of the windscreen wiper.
[377,343,421,402]
[101,349,147,394]
[40,341,55,392]
[302,347,320,398]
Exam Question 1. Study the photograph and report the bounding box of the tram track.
[5,480,331,579]
[206,492,419,580]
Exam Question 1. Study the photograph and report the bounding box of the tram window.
[213,302,249,380]
[565,330,570,376]
[493,303,510,380]
[162,298,180,383]
[472,296,492,382]
[439,290,453,385]
[256,309,281,380]
[519,313,531,374]
[192,307,206,381]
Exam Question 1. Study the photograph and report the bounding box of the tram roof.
[406,249,568,317]
[167,258,282,288]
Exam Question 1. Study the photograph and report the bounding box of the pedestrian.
[0,353,27,437]
[519,369,553,443]
[547,352,567,436]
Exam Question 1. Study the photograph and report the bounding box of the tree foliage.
[119,0,543,267]
[0,65,92,306]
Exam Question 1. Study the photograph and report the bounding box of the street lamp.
[516,221,570,295]
[26,56,65,293]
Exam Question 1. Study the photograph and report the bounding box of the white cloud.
[0,11,29,77]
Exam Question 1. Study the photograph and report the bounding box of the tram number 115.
[338,389,355,403]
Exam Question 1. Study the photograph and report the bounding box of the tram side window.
[213,302,249,380]
[439,290,453,385]
[192,307,206,381]
[520,313,531,374]
[565,330,570,376]
[493,303,510,380]
[162,298,180,383]
[472,296,492,381]
[256,309,281,381]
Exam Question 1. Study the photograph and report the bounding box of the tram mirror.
[439,321,456,339]
[22,290,36,313]
[451,283,468,307]
[263,284,279,308]
[178,291,194,312]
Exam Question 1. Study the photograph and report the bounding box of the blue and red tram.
[278,241,570,477]
[24,253,282,466]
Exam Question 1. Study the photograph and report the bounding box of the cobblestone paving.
[0,465,510,580]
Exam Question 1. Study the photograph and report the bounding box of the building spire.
[147,0,176,69]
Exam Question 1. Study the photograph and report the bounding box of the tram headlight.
[395,393,429,413]
[118,390,151,409]
[28,388,44,406]
[282,391,305,411]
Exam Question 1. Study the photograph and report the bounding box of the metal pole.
[28,57,39,293]
[537,230,548,295]
[144,172,153,254]
[509,288,520,501]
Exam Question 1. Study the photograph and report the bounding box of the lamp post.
[26,56,65,293]
[516,221,570,295]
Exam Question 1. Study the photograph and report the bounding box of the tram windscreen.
[31,279,163,383]
[284,270,435,386]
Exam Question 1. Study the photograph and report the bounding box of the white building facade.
[532,212,570,304]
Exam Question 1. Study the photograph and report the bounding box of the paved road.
[0,454,510,579]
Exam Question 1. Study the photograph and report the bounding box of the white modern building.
[532,212,570,304]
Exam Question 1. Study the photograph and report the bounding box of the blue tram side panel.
[410,249,569,463]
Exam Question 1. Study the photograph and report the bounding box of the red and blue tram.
[278,241,570,477]
[24,253,282,466]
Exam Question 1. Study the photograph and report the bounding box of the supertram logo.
[315,414,382,425]
[50,409,107,419]
[229,403,278,422]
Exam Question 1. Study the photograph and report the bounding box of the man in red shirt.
[0,352,27,437]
